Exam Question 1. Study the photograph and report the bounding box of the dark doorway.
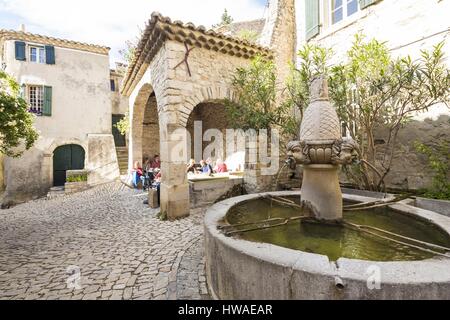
[112,114,126,147]
[53,144,85,186]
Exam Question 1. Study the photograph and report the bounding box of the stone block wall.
[142,95,160,161]
[375,115,450,191]
[186,102,229,162]
[189,178,244,208]
[65,181,89,194]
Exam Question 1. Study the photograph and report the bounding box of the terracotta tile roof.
[0,29,110,55]
[122,12,273,96]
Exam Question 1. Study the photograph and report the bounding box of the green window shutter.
[43,86,52,116]
[305,0,320,41]
[15,41,26,61]
[359,0,380,10]
[45,45,55,64]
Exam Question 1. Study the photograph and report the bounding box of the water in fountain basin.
[226,196,450,262]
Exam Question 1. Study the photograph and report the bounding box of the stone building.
[121,6,294,220]
[296,0,450,189]
[110,63,130,174]
[0,28,120,205]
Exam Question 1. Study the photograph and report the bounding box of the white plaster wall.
[295,0,450,120]
[111,73,129,115]
[4,40,111,137]
[1,40,118,205]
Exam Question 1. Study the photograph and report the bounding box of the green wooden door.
[53,144,85,186]
[112,115,126,147]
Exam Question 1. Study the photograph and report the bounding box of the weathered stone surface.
[86,134,120,186]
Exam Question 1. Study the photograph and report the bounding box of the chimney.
[19,24,26,32]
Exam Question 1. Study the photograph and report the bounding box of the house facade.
[110,63,130,174]
[295,0,450,189]
[0,28,120,205]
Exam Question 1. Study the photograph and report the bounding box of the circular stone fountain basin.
[204,191,450,300]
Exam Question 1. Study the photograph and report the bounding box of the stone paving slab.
[0,183,209,300]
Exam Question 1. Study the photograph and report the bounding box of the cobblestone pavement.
[0,183,210,300]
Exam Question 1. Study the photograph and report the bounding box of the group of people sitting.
[186,158,228,176]
[132,155,161,190]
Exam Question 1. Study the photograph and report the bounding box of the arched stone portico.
[122,13,274,220]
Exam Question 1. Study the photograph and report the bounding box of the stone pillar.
[159,111,190,220]
[243,131,277,193]
[259,0,297,91]
[301,164,342,220]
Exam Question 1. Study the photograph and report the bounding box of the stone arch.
[46,138,87,157]
[183,86,247,172]
[178,85,238,127]
[44,138,87,188]
[129,83,161,169]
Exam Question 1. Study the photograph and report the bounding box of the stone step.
[115,147,128,176]
[47,186,65,199]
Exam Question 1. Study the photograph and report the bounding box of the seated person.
[153,171,161,206]
[150,155,161,169]
[132,161,143,188]
[199,160,212,176]
[214,158,228,173]
[186,159,197,174]
[143,157,152,172]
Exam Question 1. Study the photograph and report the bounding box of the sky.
[0,0,269,66]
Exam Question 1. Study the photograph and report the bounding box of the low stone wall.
[189,176,244,208]
[341,188,390,199]
[65,169,89,194]
[408,197,450,217]
[65,181,89,194]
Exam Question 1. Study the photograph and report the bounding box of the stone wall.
[0,153,4,192]
[189,177,244,208]
[111,72,129,116]
[186,102,229,162]
[375,115,450,190]
[260,0,297,90]
[142,95,160,161]
[86,134,120,186]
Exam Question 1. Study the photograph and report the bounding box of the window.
[29,46,45,64]
[28,85,44,115]
[110,79,116,92]
[332,0,359,25]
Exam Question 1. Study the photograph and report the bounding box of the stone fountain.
[203,77,450,300]
[287,76,359,221]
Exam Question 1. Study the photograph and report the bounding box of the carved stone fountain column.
[287,77,358,221]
